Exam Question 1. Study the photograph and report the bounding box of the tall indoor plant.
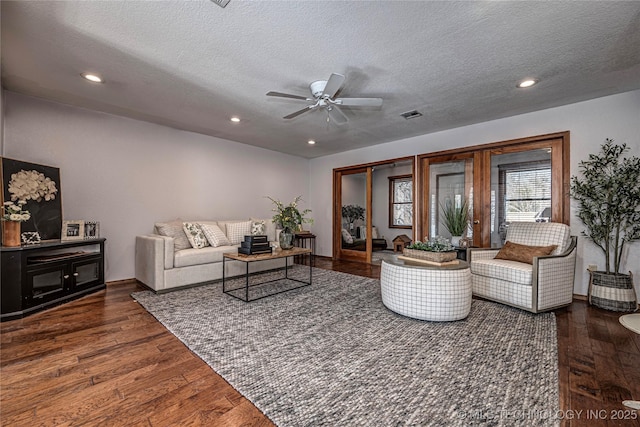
[571,139,640,311]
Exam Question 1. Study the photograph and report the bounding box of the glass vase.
[279,229,294,250]
[2,221,21,247]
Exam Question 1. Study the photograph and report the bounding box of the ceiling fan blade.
[327,106,348,125]
[283,106,313,119]
[335,97,383,107]
[266,91,310,101]
[322,73,345,98]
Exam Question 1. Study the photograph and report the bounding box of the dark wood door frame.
[333,156,415,262]
[416,131,570,248]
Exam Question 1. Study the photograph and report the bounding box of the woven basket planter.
[402,248,457,263]
[588,271,637,312]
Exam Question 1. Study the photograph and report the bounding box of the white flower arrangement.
[8,169,58,202]
[2,201,31,222]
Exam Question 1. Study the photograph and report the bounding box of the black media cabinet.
[1,238,106,322]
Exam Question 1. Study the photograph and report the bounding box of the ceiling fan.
[266,73,383,124]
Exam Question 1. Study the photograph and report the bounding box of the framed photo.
[1,157,62,240]
[84,221,100,239]
[62,220,85,241]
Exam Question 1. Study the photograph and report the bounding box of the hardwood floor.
[1,257,638,426]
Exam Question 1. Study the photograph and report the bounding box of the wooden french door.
[417,132,570,248]
[333,156,415,263]
[334,167,371,263]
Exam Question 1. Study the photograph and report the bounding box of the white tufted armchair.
[468,222,577,313]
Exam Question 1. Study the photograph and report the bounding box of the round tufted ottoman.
[380,259,472,321]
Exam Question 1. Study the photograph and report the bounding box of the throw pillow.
[155,220,191,251]
[199,223,231,247]
[250,218,277,242]
[341,229,353,244]
[251,220,266,235]
[182,222,209,249]
[494,241,557,265]
[225,220,252,244]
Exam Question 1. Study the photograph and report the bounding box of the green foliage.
[267,196,313,233]
[342,205,365,225]
[407,236,455,252]
[570,139,640,273]
[440,198,470,236]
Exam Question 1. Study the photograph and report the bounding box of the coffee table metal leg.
[285,255,288,279]
[245,261,249,302]
[222,256,226,293]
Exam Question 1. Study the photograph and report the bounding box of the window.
[498,160,551,225]
[389,175,412,228]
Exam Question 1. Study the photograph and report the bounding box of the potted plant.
[2,201,31,247]
[342,205,365,233]
[440,198,469,246]
[571,139,640,312]
[267,196,313,249]
[403,236,457,263]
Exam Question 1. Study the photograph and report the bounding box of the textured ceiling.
[2,1,640,158]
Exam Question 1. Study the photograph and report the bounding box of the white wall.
[3,91,309,281]
[309,90,640,296]
[4,89,639,296]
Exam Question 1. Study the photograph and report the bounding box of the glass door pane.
[341,172,367,252]
[490,148,552,247]
[427,159,473,244]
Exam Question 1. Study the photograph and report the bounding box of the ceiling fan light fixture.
[81,73,103,83]
[400,110,423,120]
[517,78,538,88]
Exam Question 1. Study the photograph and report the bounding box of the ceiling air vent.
[400,110,423,120]
[210,0,230,8]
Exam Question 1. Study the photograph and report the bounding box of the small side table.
[294,232,316,265]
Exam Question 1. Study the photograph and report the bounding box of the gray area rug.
[132,267,559,426]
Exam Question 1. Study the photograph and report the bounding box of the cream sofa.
[135,218,286,292]
[468,222,577,313]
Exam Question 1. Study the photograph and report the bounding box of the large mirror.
[334,157,415,264]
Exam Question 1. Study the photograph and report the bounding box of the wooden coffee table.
[222,247,312,302]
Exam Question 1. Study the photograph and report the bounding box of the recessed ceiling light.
[230,117,241,123]
[517,79,538,88]
[308,140,316,145]
[82,73,103,83]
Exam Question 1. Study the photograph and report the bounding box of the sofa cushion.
[183,222,209,249]
[155,220,191,251]
[174,245,237,268]
[471,259,533,286]
[494,241,557,265]
[225,220,252,244]
[200,223,231,247]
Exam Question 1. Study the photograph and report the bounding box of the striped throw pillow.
[199,223,231,247]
